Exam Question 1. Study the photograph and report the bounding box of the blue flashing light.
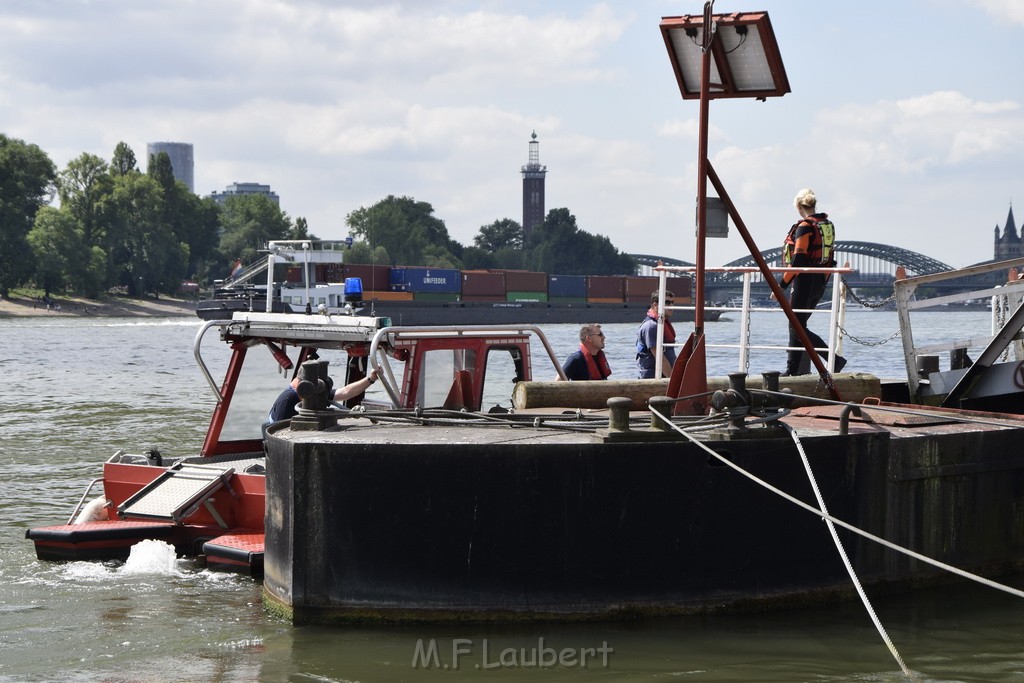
[344,277,364,303]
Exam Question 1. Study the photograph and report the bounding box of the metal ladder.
[117,463,236,527]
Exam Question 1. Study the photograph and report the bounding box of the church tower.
[521,131,547,241]
[994,205,1020,260]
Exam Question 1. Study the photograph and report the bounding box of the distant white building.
[208,182,280,206]
[146,141,194,192]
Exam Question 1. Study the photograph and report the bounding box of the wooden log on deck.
[512,374,882,410]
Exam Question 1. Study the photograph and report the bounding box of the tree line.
[0,133,637,300]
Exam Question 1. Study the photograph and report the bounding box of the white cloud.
[971,0,1024,24]
[1,1,1021,270]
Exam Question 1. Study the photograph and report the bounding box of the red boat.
[26,308,568,577]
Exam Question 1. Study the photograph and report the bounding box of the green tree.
[177,193,220,283]
[57,152,113,247]
[0,134,56,297]
[28,207,83,297]
[148,150,175,188]
[526,208,637,275]
[287,216,320,241]
[111,141,138,176]
[474,218,523,252]
[217,194,292,275]
[460,245,496,270]
[420,243,461,269]
[81,246,109,298]
[147,150,219,284]
[493,246,526,270]
[344,240,390,265]
[106,172,185,296]
[346,195,460,266]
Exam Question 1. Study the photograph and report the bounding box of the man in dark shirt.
[635,291,676,379]
[267,367,379,423]
[562,324,612,380]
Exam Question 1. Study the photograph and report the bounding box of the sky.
[2,0,1022,270]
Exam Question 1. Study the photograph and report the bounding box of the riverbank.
[0,293,196,318]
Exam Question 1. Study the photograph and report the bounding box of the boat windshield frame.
[367,324,567,406]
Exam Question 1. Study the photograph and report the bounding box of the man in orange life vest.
[777,188,846,376]
[562,324,612,380]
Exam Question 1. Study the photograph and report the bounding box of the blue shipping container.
[390,267,462,294]
[548,274,587,298]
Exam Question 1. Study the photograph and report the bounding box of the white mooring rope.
[783,422,910,676]
[650,405,1024,676]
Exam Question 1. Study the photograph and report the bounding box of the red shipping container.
[586,276,624,300]
[500,270,547,292]
[666,275,692,299]
[624,276,660,302]
[319,263,343,283]
[462,271,507,297]
[363,290,414,301]
[623,275,693,302]
[343,264,392,291]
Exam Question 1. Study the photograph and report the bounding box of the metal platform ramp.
[117,463,236,527]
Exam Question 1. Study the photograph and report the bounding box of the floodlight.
[660,12,789,101]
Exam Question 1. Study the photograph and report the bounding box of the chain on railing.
[743,310,752,373]
[840,276,896,309]
[992,292,1024,363]
[995,297,1007,362]
[837,323,901,348]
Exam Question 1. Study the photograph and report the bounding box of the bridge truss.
[631,241,956,288]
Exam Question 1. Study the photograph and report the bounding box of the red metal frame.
[393,334,532,411]
[201,341,248,456]
[662,5,840,410]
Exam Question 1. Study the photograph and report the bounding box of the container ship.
[197,240,712,325]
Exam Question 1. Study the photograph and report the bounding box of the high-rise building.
[146,141,194,192]
[208,182,280,206]
[521,131,547,241]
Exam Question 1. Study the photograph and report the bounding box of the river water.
[1,310,1022,682]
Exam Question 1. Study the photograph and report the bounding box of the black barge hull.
[262,411,1024,624]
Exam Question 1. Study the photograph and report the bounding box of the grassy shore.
[0,291,197,318]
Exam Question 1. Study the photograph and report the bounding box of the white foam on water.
[61,561,114,582]
[104,319,200,329]
[59,540,185,583]
[120,539,184,576]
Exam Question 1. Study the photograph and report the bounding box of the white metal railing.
[653,265,855,377]
[894,257,1024,399]
[267,239,348,254]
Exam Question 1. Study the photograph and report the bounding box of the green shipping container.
[412,291,461,302]
[506,291,549,302]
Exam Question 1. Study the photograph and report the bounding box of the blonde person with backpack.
[777,188,846,376]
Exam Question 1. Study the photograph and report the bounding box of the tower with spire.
[521,131,547,241]
[994,204,1019,261]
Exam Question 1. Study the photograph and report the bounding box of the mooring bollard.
[648,396,674,431]
[292,359,337,431]
[607,396,633,432]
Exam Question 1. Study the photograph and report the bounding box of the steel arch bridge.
[631,241,954,287]
[716,241,953,286]
[630,254,694,269]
